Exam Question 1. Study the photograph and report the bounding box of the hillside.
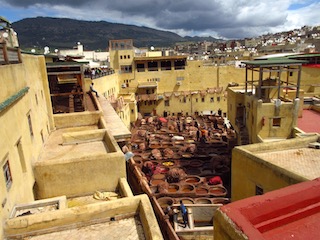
[12,17,188,50]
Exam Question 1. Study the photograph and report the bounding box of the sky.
[1,0,320,39]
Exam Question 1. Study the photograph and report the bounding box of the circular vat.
[152,173,165,180]
[212,198,230,205]
[157,197,174,208]
[189,160,203,168]
[180,184,195,193]
[195,187,209,195]
[214,165,230,174]
[208,186,227,197]
[185,176,202,185]
[195,198,212,204]
[179,198,194,204]
[149,142,161,149]
[133,155,142,161]
[168,184,180,193]
[150,178,166,186]
[162,161,175,167]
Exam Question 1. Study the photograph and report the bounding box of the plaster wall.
[85,73,120,101]
[0,54,53,240]
[247,97,297,142]
[34,150,126,199]
[54,111,101,129]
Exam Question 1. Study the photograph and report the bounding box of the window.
[128,55,130,59]
[183,97,187,103]
[289,72,293,77]
[136,63,145,72]
[3,160,12,190]
[35,94,38,105]
[148,61,158,71]
[196,98,198,102]
[120,55,123,59]
[255,185,263,195]
[161,61,171,70]
[210,97,214,102]
[131,109,134,114]
[272,117,281,127]
[217,96,221,102]
[201,97,205,102]
[174,59,186,70]
[165,100,170,106]
[120,65,132,73]
[27,113,34,138]
[16,139,27,172]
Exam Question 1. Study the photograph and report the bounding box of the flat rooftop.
[98,97,131,142]
[38,126,108,163]
[23,215,145,240]
[255,147,320,180]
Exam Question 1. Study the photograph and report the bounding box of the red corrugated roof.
[303,64,320,68]
[220,178,320,240]
[297,109,320,133]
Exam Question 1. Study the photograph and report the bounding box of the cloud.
[1,0,320,39]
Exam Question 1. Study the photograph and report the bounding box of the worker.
[180,200,188,228]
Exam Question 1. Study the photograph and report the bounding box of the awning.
[57,75,77,84]
[137,82,158,88]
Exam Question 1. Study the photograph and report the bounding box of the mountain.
[12,17,189,51]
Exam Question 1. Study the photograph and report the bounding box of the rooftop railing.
[0,42,22,65]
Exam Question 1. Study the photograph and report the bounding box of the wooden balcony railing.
[0,42,22,65]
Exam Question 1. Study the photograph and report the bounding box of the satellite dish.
[31,49,36,53]
[55,49,59,53]
[150,46,155,51]
[44,46,50,54]
[77,42,81,45]
[2,32,9,38]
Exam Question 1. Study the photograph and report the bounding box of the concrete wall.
[0,54,53,240]
[54,111,102,129]
[34,148,126,198]
[231,135,318,201]
[4,194,162,240]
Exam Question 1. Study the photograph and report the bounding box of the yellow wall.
[4,194,163,240]
[231,135,318,201]
[85,74,120,101]
[0,54,53,239]
[300,67,320,96]
[132,62,246,116]
[34,150,126,198]
[214,210,248,240]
